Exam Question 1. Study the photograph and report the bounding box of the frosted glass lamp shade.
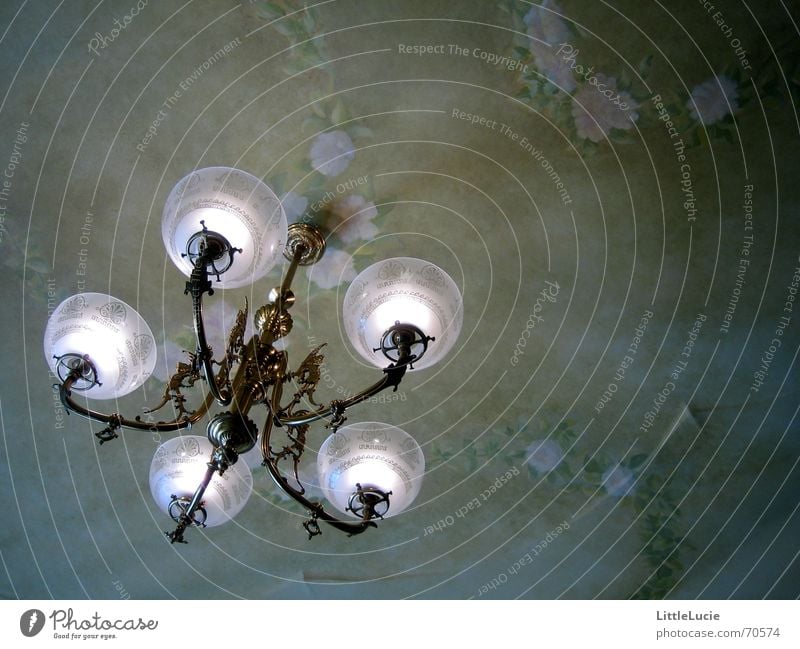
[149,435,253,528]
[162,167,287,289]
[317,422,425,518]
[343,258,463,369]
[43,293,156,400]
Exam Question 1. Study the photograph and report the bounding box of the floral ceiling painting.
[1,0,798,600]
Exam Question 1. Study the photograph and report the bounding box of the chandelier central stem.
[44,168,462,545]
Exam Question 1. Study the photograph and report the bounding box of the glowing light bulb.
[149,435,253,527]
[162,167,288,288]
[342,258,463,369]
[43,293,156,399]
[317,422,425,518]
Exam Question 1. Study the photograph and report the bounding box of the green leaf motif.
[638,54,654,76]
[627,453,649,469]
[330,100,349,126]
[254,2,285,20]
[513,46,530,60]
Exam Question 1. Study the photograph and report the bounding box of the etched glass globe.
[317,422,425,518]
[149,435,253,528]
[43,293,156,400]
[162,167,287,289]
[342,258,463,369]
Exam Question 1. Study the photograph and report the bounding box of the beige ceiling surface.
[1,0,799,599]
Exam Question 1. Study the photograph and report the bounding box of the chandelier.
[44,167,463,543]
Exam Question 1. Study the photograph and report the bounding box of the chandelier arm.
[261,351,289,458]
[275,358,409,429]
[261,417,377,537]
[263,458,377,535]
[166,460,217,544]
[58,373,212,433]
[261,355,376,536]
[280,243,303,299]
[188,267,232,407]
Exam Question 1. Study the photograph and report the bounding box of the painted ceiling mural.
[1,0,798,599]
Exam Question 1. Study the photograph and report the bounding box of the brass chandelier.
[44,167,463,543]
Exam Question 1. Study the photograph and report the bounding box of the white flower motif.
[602,465,635,497]
[524,0,575,91]
[310,130,355,177]
[281,191,308,222]
[522,0,575,92]
[240,444,268,470]
[687,75,739,125]
[330,194,379,244]
[572,74,639,142]
[524,0,571,45]
[525,439,564,473]
[531,47,576,91]
[154,300,243,382]
[306,247,356,289]
[152,340,185,383]
[200,298,242,345]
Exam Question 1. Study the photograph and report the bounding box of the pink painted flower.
[305,247,356,289]
[281,191,308,222]
[526,439,564,472]
[524,0,575,91]
[530,46,576,92]
[523,0,571,45]
[687,75,739,124]
[310,130,355,177]
[330,194,378,244]
[572,74,639,142]
[152,340,185,383]
[602,465,635,497]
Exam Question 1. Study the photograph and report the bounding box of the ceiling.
[2,0,799,599]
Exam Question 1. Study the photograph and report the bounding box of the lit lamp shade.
[317,422,425,518]
[149,435,253,528]
[343,258,463,369]
[43,293,157,400]
[162,167,287,289]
